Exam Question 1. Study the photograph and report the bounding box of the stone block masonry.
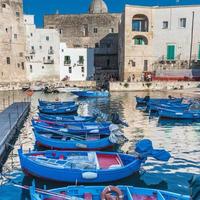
[109,81,200,92]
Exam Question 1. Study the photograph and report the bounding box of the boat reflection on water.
[158,118,200,127]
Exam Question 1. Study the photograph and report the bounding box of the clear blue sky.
[23,0,200,27]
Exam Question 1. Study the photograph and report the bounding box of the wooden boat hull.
[148,102,189,112]
[71,90,109,98]
[159,109,200,119]
[136,96,183,105]
[38,100,75,107]
[38,113,96,122]
[32,120,112,134]
[38,105,78,115]
[34,129,114,150]
[30,185,190,200]
[18,149,142,183]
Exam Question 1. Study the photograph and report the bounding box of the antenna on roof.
[56,9,59,14]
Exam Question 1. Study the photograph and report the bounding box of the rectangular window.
[94,28,98,33]
[2,4,6,8]
[95,43,99,48]
[179,18,186,28]
[83,25,88,37]
[16,12,20,17]
[30,33,33,37]
[69,67,72,73]
[109,28,114,33]
[134,38,144,45]
[19,52,23,57]
[21,62,24,70]
[30,65,33,73]
[14,34,17,39]
[46,36,49,41]
[81,67,84,73]
[6,57,10,64]
[107,59,110,67]
[64,56,71,65]
[59,29,63,34]
[17,63,20,68]
[78,56,84,65]
[48,56,51,60]
[31,46,34,50]
[162,21,168,29]
[167,45,175,60]
[144,60,148,71]
[39,46,42,49]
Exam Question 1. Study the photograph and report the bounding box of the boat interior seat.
[84,193,93,200]
[132,194,157,200]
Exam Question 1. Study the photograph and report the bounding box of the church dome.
[89,0,108,14]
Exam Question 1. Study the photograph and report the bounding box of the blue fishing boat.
[159,107,200,119]
[30,184,189,200]
[38,104,78,115]
[38,113,97,122]
[136,96,183,105]
[34,128,126,150]
[148,102,190,112]
[71,90,109,98]
[38,100,76,107]
[32,120,112,134]
[18,139,170,183]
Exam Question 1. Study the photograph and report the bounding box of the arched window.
[132,14,149,32]
[133,36,148,45]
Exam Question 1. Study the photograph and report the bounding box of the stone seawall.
[0,81,96,91]
[109,81,200,91]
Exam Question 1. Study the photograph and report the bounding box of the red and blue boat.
[18,139,170,183]
[30,184,189,200]
[33,128,126,150]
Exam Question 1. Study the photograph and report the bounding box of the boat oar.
[13,183,84,200]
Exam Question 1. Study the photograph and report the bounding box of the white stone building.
[0,0,26,83]
[24,15,60,81]
[119,5,200,81]
[60,43,94,81]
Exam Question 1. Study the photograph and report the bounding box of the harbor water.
[0,90,199,200]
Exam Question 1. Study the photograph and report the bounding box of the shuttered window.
[167,45,175,60]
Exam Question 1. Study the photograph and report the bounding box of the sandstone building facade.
[119,5,200,81]
[44,0,121,81]
[0,0,26,83]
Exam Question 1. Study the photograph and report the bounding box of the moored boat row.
[16,96,192,199]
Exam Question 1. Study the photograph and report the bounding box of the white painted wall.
[152,6,200,60]
[24,15,60,81]
[121,5,200,80]
[60,43,94,81]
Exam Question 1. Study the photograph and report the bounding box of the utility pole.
[189,11,195,69]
